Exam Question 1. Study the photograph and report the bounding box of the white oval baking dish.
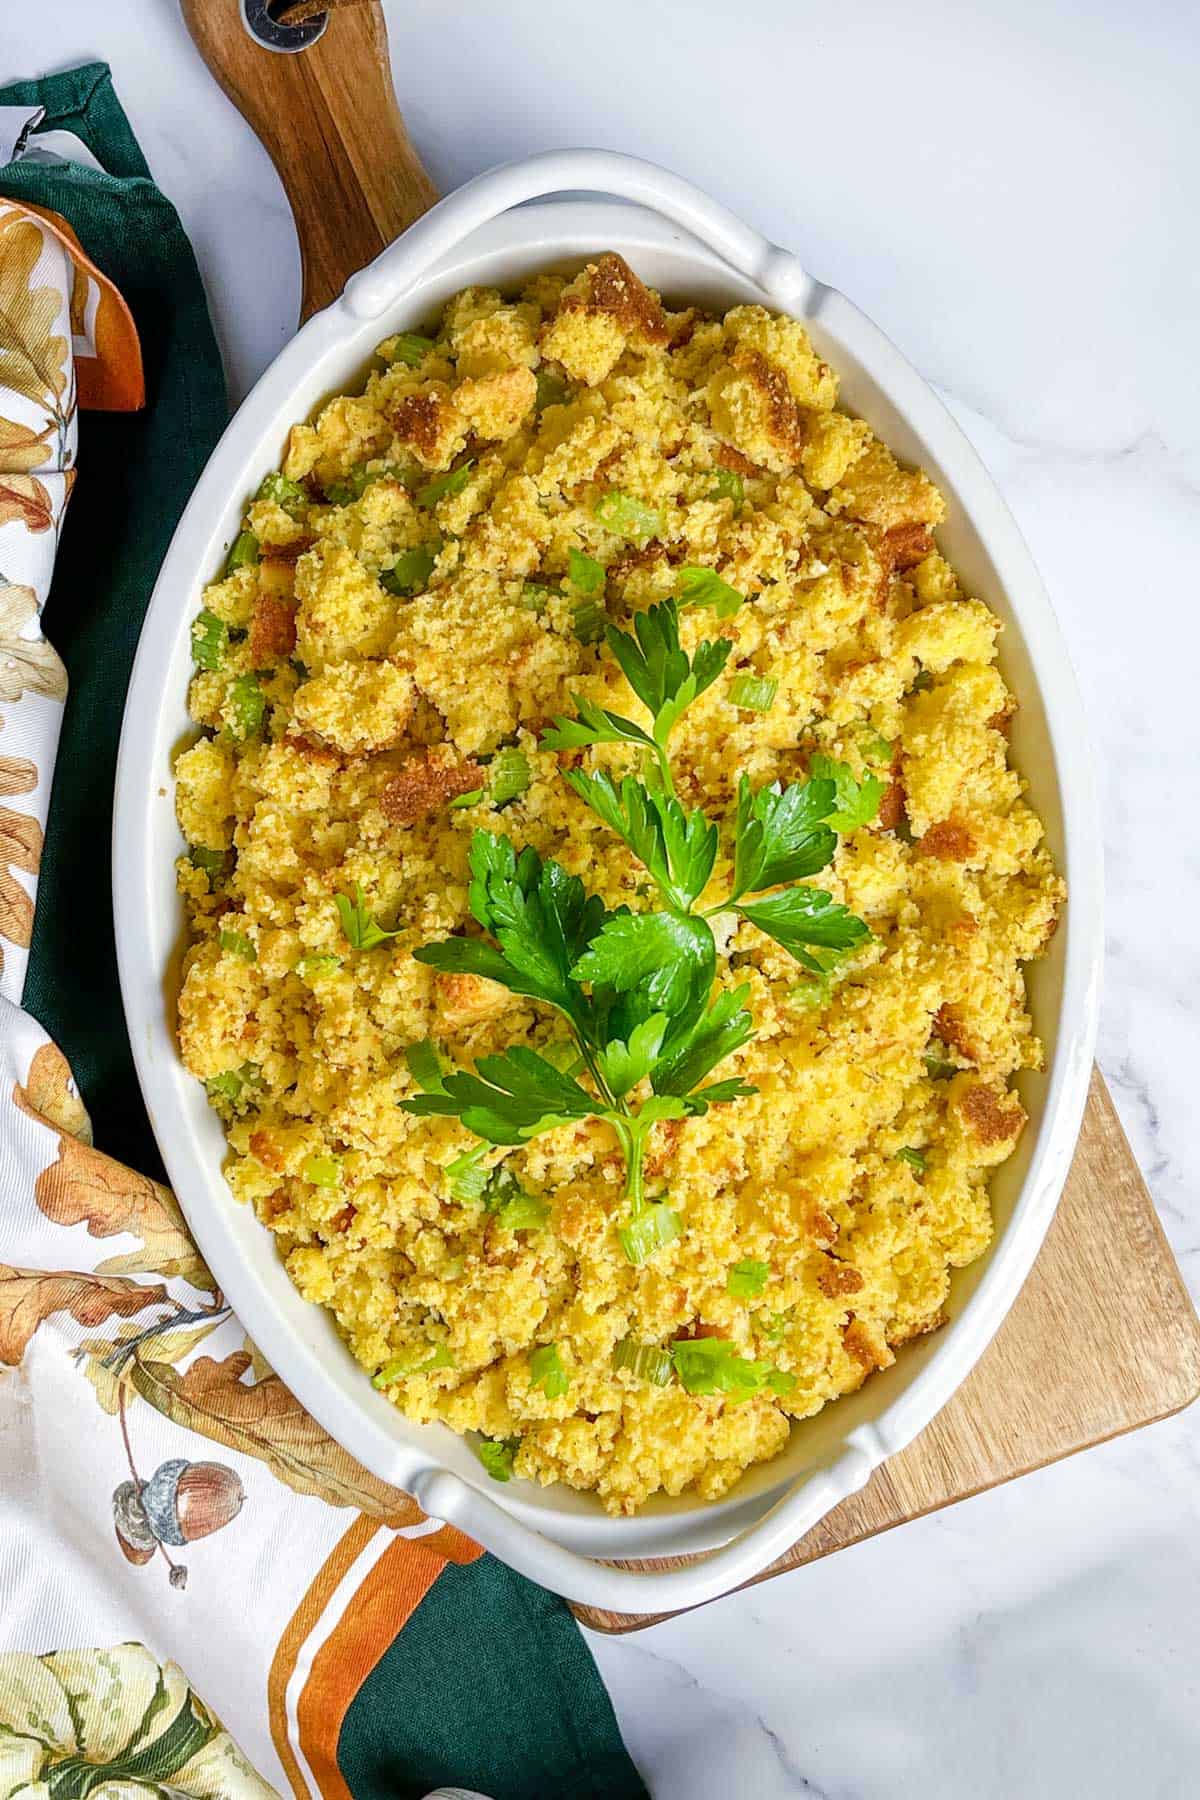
[113,151,1102,1612]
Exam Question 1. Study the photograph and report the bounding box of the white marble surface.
[8,1,1199,1793]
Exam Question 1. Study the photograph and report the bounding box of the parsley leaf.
[808,753,886,833]
[335,883,398,951]
[731,773,838,898]
[476,1436,520,1481]
[416,833,608,1038]
[597,1012,669,1099]
[733,886,871,972]
[650,983,755,1098]
[561,771,717,911]
[401,1043,598,1145]
[572,910,716,1022]
[677,566,744,619]
[541,696,655,755]
[604,601,732,749]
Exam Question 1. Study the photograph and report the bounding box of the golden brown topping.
[249,594,298,665]
[260,534,315,565]
[569,252,670,347]
[817,1260,865,1299]
[920,819,978,862]
[735,348,808,463]
[842,1318,895,1372]
[380,749,482,824]
[887,1309,948,1348]
[391,391,454,462]
[249,1129,284,1172]
[882,521,934,570]
[959,1082,1026,1148]
[935,1003,977,1063]
[714,441,762,478]
[876,778,907,833]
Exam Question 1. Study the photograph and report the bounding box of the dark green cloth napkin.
[0,63,646,1800]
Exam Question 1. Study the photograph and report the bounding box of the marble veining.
[6,1,1198,1793]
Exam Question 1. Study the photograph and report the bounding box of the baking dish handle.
[411,1428,880,1613]
[339,147,815,322]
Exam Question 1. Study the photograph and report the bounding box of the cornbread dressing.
[176,257,1064,1514]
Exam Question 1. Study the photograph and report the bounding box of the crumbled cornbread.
[176,255,1063,1515]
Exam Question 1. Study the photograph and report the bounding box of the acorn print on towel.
[112,1458,244,1589]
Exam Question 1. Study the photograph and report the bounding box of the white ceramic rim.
[113,150,1103,1612]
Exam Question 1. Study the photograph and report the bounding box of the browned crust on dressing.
[380,749,482,824]
[959,1082,1026,1148]
[714,441,762,478]
[817,1260,865,1299]
[920,819,977,861]
[391,391,452,461]
[563,252,670,346]
[735,348,808,464]
[249,593,298,665]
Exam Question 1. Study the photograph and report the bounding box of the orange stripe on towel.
[295,1534,458,1799]
[267,1515,380,1800]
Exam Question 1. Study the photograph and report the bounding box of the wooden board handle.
[181,0,439,320]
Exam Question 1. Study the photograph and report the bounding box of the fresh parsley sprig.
[405,596,878,1262]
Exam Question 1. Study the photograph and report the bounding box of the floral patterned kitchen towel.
[0,64,647,1800]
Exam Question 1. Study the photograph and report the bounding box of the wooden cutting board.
[182,0,1200,1635]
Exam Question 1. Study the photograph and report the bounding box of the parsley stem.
[654,743,678,800]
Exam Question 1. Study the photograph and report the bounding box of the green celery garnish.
[489,748,530,807]
[256,471,307,514]
[416,461,474,509]
[191,609,228,671]
[445,1144,489,1204]
[727,1259,769,1298]
[303,1154,341,1187]
[218,928,256,961]
[567,547,605,596]
[728,673,777,713]
[227,673,266,740]
[618,1202,682,1267]
[295,952,342,982]
[373,1344,454,1386]
[535,368,569,410]
[708,468,744,511]
[450,787,485,810]
[382,543,438,596]
[896,1147,928,1174]
[189,845,227,878]
[571,599,607,644]
[594,490,661,546]
[671,1337,777,1403]
[528,1344,569,1398]
[612,1338,674,1386]
[225,529,259,573]
[388,331,436,367]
